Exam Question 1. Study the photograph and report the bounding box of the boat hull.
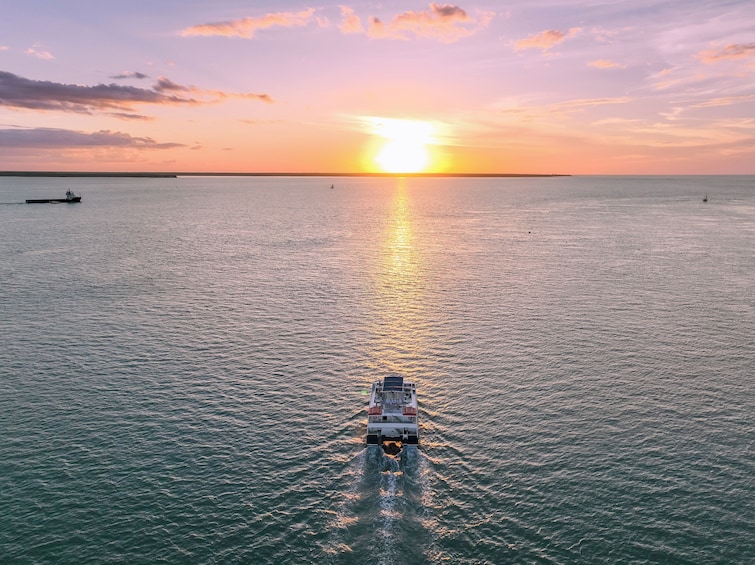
[366,433,419,446]
[26,197,81,203]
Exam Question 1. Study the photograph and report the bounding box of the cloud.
[182,4,488,43]
[110,71,149,80]
[697,43,755,63]
[0,71,273,115]
[690,94,755,108]
[108,112,154,121]
[0,46,8,51]
[180,8,315,38]
[588,59,626,69]
[491,96,631,126]
[338,6,363,34]
[153,77,191,93]
[232,92,273,103]
[515,28,582,51]
[552,97,631,110]
[0,127,184,149]
[360,3,490,43]
[26,46,54,60]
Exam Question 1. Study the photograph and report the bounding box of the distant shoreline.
[0,171,569,178]
[0,171,179,178]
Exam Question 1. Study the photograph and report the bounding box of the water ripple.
[1,175,753,563]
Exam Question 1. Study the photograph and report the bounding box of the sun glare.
[366,118,436,173]
[376,140,429,174]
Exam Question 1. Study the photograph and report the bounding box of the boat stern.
[366,376,419,454]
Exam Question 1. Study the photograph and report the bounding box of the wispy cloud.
[25,46,54,60]
[515,28,582,51]
[0,126,184,149]
[697,43,755,63]
[690,94,755,108]
[339,3,491,43]
[588,59,626,69]
[0,71,273,116]
[110,71,149,80]
[0,45,8,51]
[486,96,632,131]
[180,8,315,38]
[372,3,473,42]
[180,4,490,43]
[552,97,631,110]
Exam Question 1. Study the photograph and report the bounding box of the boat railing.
[369,415,417,424]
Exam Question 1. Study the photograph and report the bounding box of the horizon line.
[0,171,570,179]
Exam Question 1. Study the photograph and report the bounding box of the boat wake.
[322,446,434,563]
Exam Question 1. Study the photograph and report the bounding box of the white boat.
[366,375,419,455]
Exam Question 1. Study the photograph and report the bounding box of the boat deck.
[366,375,419,450]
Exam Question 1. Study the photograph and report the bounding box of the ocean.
[1,175,753,564]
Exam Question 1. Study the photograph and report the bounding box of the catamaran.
[366,375,419,455]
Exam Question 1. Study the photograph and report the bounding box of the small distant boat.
[702,193,708,202]
[26,189,82,204]
[366,375,419,455]
[330,184,334,189]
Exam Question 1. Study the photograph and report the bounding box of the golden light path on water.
[369,180,431,377]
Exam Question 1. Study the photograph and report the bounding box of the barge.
[366,375,419,455]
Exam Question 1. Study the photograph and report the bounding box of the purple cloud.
[0,127,185,149]
[0,71,273,115]
[110,71,149,80]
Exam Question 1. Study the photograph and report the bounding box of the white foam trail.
[377,453,401,565]
[323,446,432,563]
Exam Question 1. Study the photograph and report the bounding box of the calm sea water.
[1,175,753,564]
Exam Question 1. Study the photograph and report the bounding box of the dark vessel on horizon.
[26,189,82,204]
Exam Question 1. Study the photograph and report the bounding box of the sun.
[367,118,436,173]
[376,139,429,174]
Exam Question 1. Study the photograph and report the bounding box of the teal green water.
[1,176,753,563]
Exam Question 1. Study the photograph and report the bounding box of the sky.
[1,0,754,174]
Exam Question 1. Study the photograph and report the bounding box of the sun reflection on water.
[367,179,432,377]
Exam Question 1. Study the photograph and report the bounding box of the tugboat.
[26,189,82,204]
[64,189,81,202]
[366,375,419,455]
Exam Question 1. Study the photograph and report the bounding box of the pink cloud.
[26,46,54,60]
[588,59,625,69]
[339,6,364,34]
[366,3,490,43]
[515,28,582,51]
[697,43,755,63]
[691,94,755,108]
[180,8,315,38]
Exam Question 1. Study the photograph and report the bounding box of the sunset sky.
[1,1,754,174]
